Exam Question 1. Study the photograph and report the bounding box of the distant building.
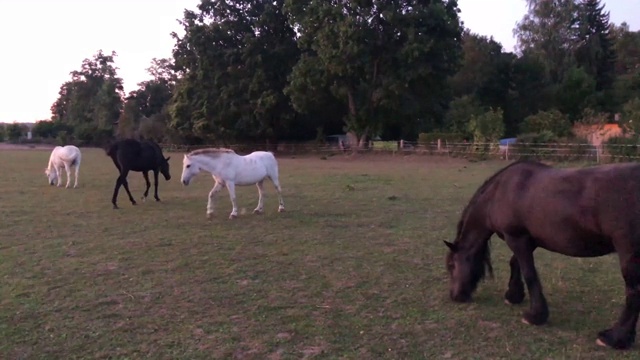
[572,123,624,146]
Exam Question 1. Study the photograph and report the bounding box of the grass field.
[0,147,637,359]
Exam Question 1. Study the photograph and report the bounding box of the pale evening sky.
[0,0,638,123]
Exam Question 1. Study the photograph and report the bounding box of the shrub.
[520,109,571,137]
[604,135,640,162]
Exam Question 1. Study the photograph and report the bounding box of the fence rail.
[159,140,640,163]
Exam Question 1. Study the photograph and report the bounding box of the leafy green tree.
[520,109,572,137]
[284,0,464,147]
[0,125,5,142]
[619,97,640,134]
[467,107,505,143]
[556,66,597,120]
[50,50,124,144]
[32,120,74,139]
[515,0,579,83]
[170,0,300,144]
[6,123,25,142]
[444,95,485,137]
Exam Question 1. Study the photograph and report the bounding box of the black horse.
[445,160,640,350]
[106,138,171,209]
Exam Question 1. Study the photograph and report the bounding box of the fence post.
[399,139,404,151]
[506,142,509,161]
[597,144,601,163]
[437,138,441,151]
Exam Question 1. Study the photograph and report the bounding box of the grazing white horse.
[180,148,285,219]
[45,145,82,188]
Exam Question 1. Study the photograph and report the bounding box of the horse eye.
[186,164,191,168]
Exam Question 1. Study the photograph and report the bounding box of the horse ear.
[165,156,171,161]
[443,241,458,252]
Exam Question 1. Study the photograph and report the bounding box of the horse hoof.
[229,214,238,220]
[141,196,146,202]
[504,299,513,305]
[113,205,119,210]
[155,198,161,202]
[253,209,263,214]
[521,318,531,325]
[278,207,285,213]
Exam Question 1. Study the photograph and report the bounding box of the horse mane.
[188,148,236,156]
[454,160,550,281]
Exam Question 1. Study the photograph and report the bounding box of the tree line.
[14,0,640,148]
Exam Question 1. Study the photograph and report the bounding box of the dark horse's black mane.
[454,160,551,281]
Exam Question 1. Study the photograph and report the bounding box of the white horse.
[45,145,82,188]
[180,148,285,219]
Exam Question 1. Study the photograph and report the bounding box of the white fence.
[160,140,640,163]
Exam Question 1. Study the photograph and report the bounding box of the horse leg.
[504,254,526,305]
[73,164,79,188]
[142,171,151,201]
[268,175,285,212]
[56,166,62,187]
[505,235,549,326]
[206,181,224,220]
[226,182,238,219]
[253,180,265,214]
[120,169,137,206]
[153,170,161,202]
[64,163,72,188]
[112,175,123,209]
[596,251,640,349]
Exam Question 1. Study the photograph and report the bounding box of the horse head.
[181,154,200,186]
[160,156,171,181]
[444,222,494,303]
[45,168,57,186]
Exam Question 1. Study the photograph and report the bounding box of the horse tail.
[72,148,82,167]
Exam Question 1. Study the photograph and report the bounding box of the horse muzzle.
[182,179,190,186]
[450,289,472,303]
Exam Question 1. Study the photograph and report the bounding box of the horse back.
[488,162,640,256]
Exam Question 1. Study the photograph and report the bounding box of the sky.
[0,0,638,123]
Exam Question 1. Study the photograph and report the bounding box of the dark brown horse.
[106,138,171,209]
[445,160,640,350]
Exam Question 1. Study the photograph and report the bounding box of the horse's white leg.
[253,180,265,214]
[269,176,285,212]
[73,164,79,188]
[226,182,238,219]
[64,163,72,188]
[206,182,224,220]
[56,166,62,187]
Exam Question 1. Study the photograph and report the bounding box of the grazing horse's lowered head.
[45,145,82,188]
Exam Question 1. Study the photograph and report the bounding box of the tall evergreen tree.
[575,0,617,91]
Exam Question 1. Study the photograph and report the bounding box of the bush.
[604,135,640,162]
[417,132,466,146]
[520,109,571,137]
[513,132,596,162]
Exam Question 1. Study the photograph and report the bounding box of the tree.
[514,0,580,83]
[169,0,300,144]
[284,0,464,147]
[575,0,617,92]
[5,123,26,142]
[50,50,124,144]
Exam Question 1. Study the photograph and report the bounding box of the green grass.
[0,148,636,359]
